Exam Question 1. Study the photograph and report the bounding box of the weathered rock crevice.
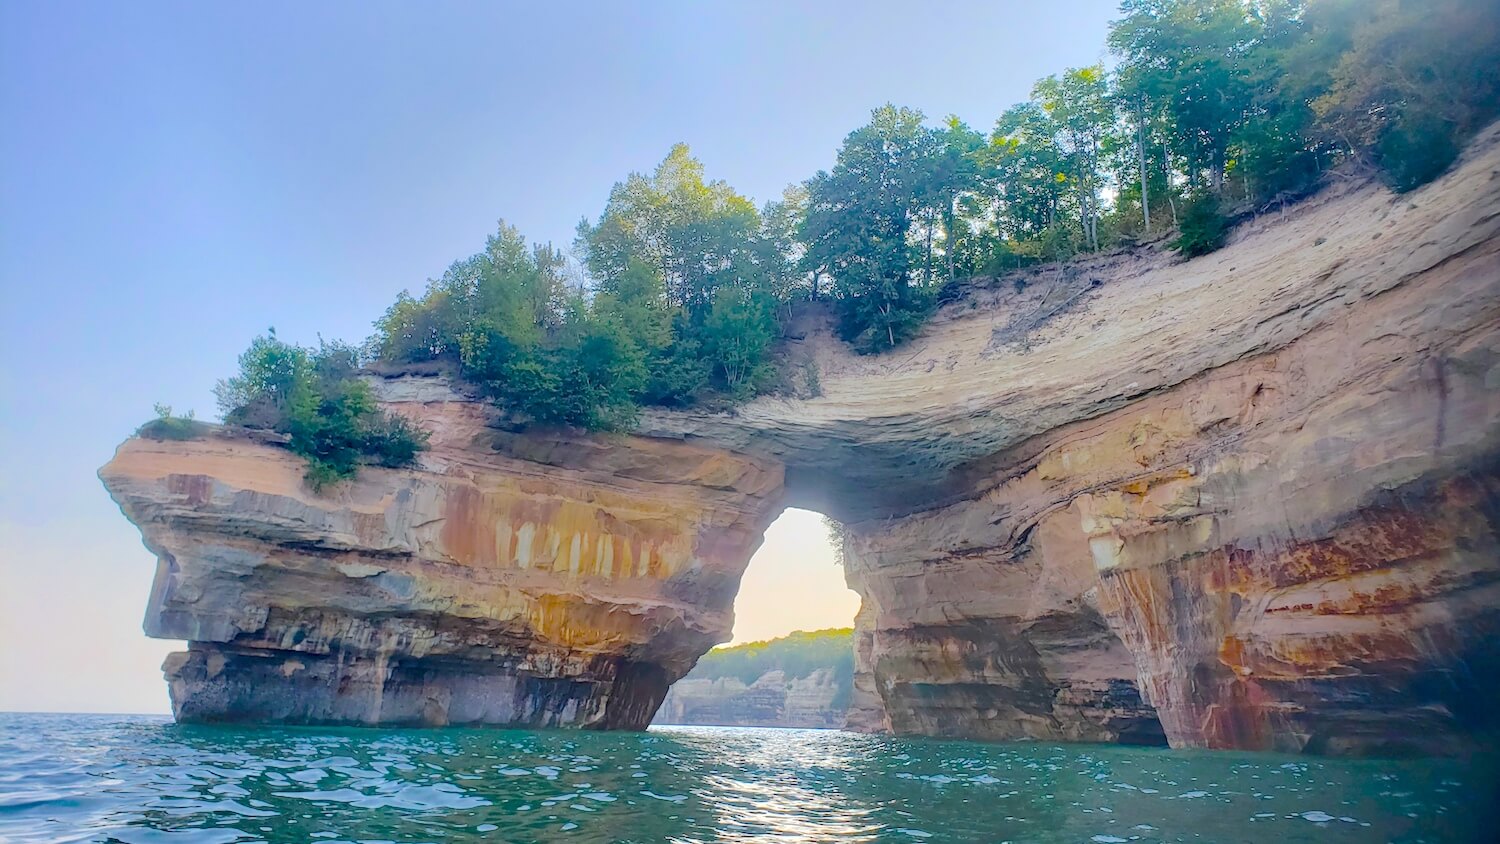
[102,125,1500,753]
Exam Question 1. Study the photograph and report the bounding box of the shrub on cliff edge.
[1174,194,1229,258]
[214,331,428,490]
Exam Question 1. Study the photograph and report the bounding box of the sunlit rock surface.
[102,127,1500,751]
[99,384,783,728]
[692,127,1500,755]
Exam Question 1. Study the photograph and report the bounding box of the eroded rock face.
[99,385,784,727]
[102,127,1500,751]
[828,131,1500,754]
[654,668,847,728]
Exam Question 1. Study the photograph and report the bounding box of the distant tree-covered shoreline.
[686,629,855,688]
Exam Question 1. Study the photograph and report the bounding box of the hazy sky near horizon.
[0,0,1120,714]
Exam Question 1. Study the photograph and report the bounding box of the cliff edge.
[102,125,1500,752]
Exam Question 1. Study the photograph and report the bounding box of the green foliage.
[1175,193,1229,257]
[1375,119,1460,195]
[577,145,784,397]
[374,221,650,430]
[1312,0,1500,192]
[800,360,823,399]
[137,403,207,441]
[373,222,565,368]
[215,331,429,490]
[223,0,1500,441]
[1108,0,1500,206]
[577,143,763,316]
[823,515,849,566]
[214,331,314,428]
[1034,66,1113,252]
[988,102,1069,242]
[1111,0,1259,193]
[702,285,777,398]
[372,148,791,430]
[686,628,855,687]
[803,105,940,352]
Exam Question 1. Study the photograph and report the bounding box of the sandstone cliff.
[99,384,783,728]
[655,668,846,729]
[103,126,1500,752]
[652,628,854,728]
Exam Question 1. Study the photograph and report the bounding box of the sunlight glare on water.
[0,713,1495,843]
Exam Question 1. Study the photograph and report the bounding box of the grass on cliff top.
[135,403,210,441]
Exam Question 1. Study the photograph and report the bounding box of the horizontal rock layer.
[831,130,1500,754]
[102,126,1500,752]
[100,392,784,728]
[654,668,847,729]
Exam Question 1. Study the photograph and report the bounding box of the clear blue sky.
[0,0,1120,713]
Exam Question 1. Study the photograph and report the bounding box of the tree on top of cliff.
[802,105,940,352]
[197,0,1500,444]
[1310,0,1500,191]
[576,144,784,400]
[576,143,763,315]
[370,147,788,429]
[213,331,428,490]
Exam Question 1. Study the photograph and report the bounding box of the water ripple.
[0,713,1495,843]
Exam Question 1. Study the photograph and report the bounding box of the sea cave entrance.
[654,508,860,729]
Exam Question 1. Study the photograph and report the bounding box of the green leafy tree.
[577,143,763,315]
[214,328,313,428]
[758,184,815,305]
[1034,66,1116,252]
[1110,0,1259,194]
[983,71,1116,262]
[1174,192,1229,256]
[988,102,1071,243]
[919,117,988,282]
[215,333,428,489]
[577,145,782,397]
[701,285,778,396]
[1313,0,1500,191]
[1227,0,1337,205]
[803,105,938,351]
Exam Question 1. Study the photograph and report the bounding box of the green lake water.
[1,713,1494,843]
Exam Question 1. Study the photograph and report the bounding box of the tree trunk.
[946,202,957,282]
[924,213,934,287]
[1163,137,1178,227]
[1090,137,1101,250]
[1075,157,1090,252]
[1138,98,1151,233]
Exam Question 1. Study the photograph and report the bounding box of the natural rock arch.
[103,127,1500,753]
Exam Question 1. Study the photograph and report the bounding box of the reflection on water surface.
[0,713,1494,843]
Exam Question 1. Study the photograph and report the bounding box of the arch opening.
[654,508,860,729]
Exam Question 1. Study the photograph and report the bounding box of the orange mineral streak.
[97,129,1500,742]
[99,418,785,703]
[435,483,688,581]
[1218,635,1249,675]
[527,594,638,652]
